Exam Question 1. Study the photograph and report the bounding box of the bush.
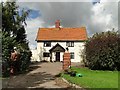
[2,32,16,77]
[2,32,32,77]
[19,50,32,72]
[83,31,120,70]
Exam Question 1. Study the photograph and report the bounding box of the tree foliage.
[83,31,120,71]
[2,2,30,42]
[2,2,32,77]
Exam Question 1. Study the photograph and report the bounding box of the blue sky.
[19,7,41,19]
[29,10,41,19]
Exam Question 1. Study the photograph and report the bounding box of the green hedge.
[83,31,120,70]
[19,50,32,72]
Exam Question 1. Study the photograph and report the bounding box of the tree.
[83,31,120,71]
[2,2,30,42]
[2,1,32,77]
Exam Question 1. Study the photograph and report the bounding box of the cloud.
[89,2,118,35]
[25,17,44,49]
[16,0,119,2]
[17,1,118,49]
[28,10,41,19]
[92,0,100,5]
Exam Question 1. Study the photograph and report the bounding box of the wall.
[31,49,39,62]
[37,41,85,62]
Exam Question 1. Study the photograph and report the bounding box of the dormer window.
[66,41,74,47]
[44,41,51,47]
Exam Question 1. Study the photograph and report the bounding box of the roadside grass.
[62,67,118,88]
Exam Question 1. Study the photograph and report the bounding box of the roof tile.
[36,27,87,41]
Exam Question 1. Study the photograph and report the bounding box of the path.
[2,62,71,88]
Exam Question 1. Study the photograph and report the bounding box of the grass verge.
[61,67,118,88]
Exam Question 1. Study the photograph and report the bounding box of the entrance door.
[56,52,60,62]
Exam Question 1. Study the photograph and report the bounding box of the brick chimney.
[55,20,60,28]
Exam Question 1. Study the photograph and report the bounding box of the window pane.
[44,42,51,47]
[66,42,74,47]
[43,52,50,57]
[66,42,68,46]
[70,52,74,59]
[71,42,74,47]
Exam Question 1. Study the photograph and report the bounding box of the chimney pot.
[55,20,60,28]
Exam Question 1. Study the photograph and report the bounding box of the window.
[66,41,74,47]
[70,52,74,59]
[43,52,50,57]
[44,42,51,47]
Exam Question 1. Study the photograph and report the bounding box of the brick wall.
[63,52,71,70]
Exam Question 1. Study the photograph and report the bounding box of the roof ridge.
[39,27,86,29]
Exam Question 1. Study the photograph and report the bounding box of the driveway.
[28,62,63,76]
[2,62,71,88]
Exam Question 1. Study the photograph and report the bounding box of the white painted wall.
[52,52,56,62]
[60,52,64,62]
[31,49,39,62]
[37,41,85,62]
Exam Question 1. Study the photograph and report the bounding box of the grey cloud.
[19,2,118,33]
[39,2,94,28]
[118,1,120,32]
[17,2,118,49]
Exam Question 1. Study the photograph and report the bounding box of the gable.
[49,43,65,52]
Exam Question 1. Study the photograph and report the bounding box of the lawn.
[62,67,118,88]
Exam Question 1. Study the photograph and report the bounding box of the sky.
[10,0,119,49]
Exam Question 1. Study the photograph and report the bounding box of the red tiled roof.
[36,27,87,41]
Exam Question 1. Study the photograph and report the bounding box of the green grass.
[62,67,118,88]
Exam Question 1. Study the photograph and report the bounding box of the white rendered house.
[36,20,87,62]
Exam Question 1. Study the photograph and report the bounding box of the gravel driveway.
[2,62,71,88]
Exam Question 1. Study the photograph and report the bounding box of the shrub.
[19,50,32,72]
[2,32,32,77]
[83,31,120,70]
[2,32,16,77]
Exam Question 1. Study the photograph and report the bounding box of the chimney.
[55,20,60,28]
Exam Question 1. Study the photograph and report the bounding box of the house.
[35,20,87,62]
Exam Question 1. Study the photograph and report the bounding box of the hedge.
[83,31,120,71]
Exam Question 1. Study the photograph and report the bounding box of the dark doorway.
[56,52,60,62]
